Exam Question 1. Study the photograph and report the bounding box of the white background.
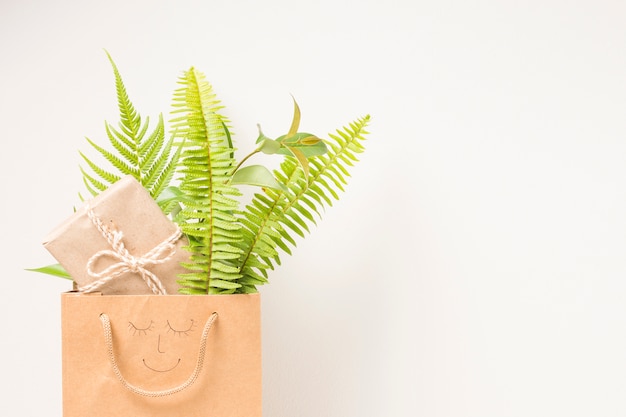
[2,1,626,416]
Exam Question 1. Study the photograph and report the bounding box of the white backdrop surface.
[2,1,626,416]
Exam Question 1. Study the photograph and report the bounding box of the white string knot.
[79,207,182,295]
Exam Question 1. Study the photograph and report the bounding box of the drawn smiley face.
[98,309,219,395]
[127,318,197,373]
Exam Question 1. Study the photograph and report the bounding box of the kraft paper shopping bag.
[61,292,261,417]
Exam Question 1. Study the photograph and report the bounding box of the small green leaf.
[257,138,281,155]
[285,146,309,180]
[156,185,186,206]
[222,120,234,158]
[276,133,328,157]
[231,165,287,190]
[255,124,270,144]
[300,135,322,145]
[287,97,301,138]
[26,264,72,280]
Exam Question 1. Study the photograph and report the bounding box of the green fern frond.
[79,151,121,186]
[79,53,178,202]
[149,137,181,202]
[79,166,108,196]
[171,67,244,295]
[85,136,138,177]
[235,115,370,288]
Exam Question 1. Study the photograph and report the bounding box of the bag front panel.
[61,292,261,417]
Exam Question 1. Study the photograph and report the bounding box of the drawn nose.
[157,334,165,353]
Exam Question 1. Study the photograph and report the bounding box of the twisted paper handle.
[79,208,182,295]
[99,312,218,397]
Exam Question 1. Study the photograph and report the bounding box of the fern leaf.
[106,50,142,141]
[235,115,370,288]
[79,53,178,202]
[79,166,108,195]
[171,67,244,295]
[149,137,182,201]
[104,124,135,161]
[79,152,121,185]
[141,115,167,178]
[84,137,138,176]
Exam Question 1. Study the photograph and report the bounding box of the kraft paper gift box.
[43,175,189,295]
[61,292,262,417]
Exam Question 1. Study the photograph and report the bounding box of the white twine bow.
[78,207,182,295]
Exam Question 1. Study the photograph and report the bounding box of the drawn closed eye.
[166,319,195,336]
[128,320,154,336]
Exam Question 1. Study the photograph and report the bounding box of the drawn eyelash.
[166,319,195,336]
[128,320,154,336]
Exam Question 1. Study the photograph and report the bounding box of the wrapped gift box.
[43,175,189,295]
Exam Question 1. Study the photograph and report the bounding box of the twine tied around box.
[79,207,182,295]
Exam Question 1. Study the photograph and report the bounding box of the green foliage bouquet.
[35,53,370,295]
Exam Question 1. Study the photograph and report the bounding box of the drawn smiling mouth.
[142,358,181,373]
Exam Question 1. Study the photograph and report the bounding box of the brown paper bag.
[43,175,190,295]
[61,292,262,417]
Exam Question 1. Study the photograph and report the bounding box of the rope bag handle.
[99,311,218,397]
